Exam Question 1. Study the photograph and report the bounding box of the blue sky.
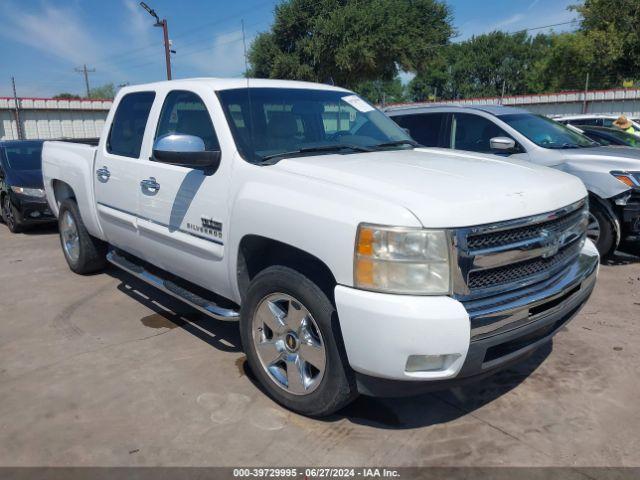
[1,0,579,98]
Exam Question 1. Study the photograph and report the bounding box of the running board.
[107,250,240,321]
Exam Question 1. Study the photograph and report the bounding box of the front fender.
[560,161,632,199]
[226,163,421,303]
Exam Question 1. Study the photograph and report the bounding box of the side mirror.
[152,134,221,172]
[490,136,516,152]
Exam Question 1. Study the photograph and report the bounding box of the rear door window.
[392,113,447,147]
[107,92,155,158]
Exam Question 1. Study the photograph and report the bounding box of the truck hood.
[558,145,640,169]
[275,148,586,228]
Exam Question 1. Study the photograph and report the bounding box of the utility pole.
[501,81,506,105]
[11,77,23,140]
[241,19,249,78]
[75,64,95,97]
[582,72,590,114]
[140,2,172,80]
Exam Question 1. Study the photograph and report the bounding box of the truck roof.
[119,77,351,94]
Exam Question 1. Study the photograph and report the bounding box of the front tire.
[58,199,107,274]
[587,200,618,259]
[240,266,357,417]
[2,194,22,233]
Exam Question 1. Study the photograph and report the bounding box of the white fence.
[0,97,112,141]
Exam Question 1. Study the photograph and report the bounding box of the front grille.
[453,199,588,299]
[467,208,584,250]
[467,239,582,290]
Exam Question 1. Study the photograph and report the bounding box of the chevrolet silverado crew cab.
[42,79,599,416]
[387,104,640,258]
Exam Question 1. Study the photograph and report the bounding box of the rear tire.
[240,266,357,417]
[587,200,618,259]
[58,199,107,274]
[1,194,22,233]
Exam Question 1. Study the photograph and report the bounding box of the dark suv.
[0,140,54,233]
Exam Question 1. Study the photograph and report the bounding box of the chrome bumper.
[464,242,599,341]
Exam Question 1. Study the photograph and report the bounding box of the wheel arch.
[589,191,621,251]
[51,179,76,208]
[237,235,338,304]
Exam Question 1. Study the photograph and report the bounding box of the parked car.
[42,79,598,416]
[387,105,640,257]
[0,140,54,233]
[572,125,639,148]
[552,114,640,132]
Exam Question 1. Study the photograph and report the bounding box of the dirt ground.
[0,224,638,467]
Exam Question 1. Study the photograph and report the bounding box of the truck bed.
[42,140,104,240]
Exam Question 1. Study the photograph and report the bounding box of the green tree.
[52,92,81,100]
[89,83,116,99]
[248,0,453,89]
[571,0,640,86]
[528,32,599,92]
[355,77,407,105]
[409,31,552,101]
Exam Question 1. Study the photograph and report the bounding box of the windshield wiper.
[260,144,373,162]
[373,139,420,149]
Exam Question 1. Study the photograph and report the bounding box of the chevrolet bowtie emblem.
[540,228,562,258]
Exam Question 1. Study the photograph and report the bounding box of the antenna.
[241,19,256,159]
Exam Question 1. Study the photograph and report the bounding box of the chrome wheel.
[252,293,326,395]
[587,212,601,244]
[60,210,80,263]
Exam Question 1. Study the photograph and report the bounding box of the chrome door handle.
[140,177,160,192]
[96,166,110,181]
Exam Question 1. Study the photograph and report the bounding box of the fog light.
[30,211,41,218]
[405,354,460,373]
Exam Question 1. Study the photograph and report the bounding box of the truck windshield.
[3,143,43,171]
[217,88,415,163]
[499,113,598,149]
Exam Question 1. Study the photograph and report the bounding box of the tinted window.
[583,131,612,145]
[597,128,639,146]
[218,88,412,163]
[499,113,596,149]
[3,142,43,170]
[570,118,601,127]
[107,92,155,158]
[155,90,219,151]
[451,113,514,153]
[392,113,445,147]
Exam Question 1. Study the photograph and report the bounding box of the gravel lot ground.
[0,224,639,467]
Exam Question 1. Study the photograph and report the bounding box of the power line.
[89,0,275,70]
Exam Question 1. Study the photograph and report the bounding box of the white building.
[0,97,112,141]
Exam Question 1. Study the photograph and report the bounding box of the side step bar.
[107,250,240,321]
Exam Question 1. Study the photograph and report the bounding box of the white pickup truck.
[43,78,599,416]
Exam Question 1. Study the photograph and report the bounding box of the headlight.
[354,224,451,295]
[11,186,45,198]
[610,171,640,188]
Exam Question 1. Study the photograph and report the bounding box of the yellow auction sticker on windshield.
[342,94,375,113]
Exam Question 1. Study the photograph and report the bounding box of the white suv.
[387,104,640,257]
